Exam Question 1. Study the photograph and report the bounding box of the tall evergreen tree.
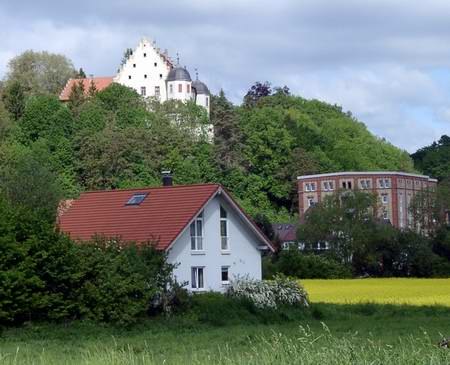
[211,90,243,171]
[2,81,25,121]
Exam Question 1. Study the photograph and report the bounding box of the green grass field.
[302,278,450,306]
[1,279,450,364]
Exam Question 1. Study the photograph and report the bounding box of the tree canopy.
[411,135,450,181]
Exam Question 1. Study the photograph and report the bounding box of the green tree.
[298,190,378,264]
[4,50,75,95]
[411,135,450,181]
[211,90,243,171]
[2,81,26,121]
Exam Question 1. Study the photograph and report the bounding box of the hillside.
[0,77,414,221]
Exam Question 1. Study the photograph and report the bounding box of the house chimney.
[162,170,173,186]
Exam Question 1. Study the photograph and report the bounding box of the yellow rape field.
[301,278,450,306]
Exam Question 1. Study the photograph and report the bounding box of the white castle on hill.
[60,38,211,115]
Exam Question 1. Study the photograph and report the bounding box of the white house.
[58,176,273,292]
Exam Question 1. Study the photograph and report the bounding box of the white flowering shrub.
[227,275,309,310]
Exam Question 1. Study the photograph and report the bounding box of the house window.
[206,96,209,107]
[155,86,160,97]
[169,84,173,94]
[190,211,204,251]
[220,206,229,251]
[191,267,204,289]
[140,86,146,96]
[221,266,229,284]
[178,84,182,93]
[154,62,157,67]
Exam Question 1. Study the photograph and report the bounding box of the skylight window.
[126,193,148,205]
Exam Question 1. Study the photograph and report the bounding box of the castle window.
[143,53,147,57]
[206,96,209,107]
[144,74,147,79]
[155,86,160,97]
[178,84,182,93]
[133,64,136,68]
[154,62,157,67]
[169,84,173,94]
[128,75,131,80]
[140,86,146,97]
[160,74,163,79]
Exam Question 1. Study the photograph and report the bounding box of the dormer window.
[126,193,148,205]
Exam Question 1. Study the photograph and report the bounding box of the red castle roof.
[59,77,114,101]
[58,184,273,251]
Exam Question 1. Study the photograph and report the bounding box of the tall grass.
[1,325,449,365]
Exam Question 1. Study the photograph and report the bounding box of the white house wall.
[167,194,263,292]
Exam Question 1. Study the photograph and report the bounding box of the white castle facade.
[114,38,210,114]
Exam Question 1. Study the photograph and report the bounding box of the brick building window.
[381,194,388,204]
[360,179,371,189]
[342,181,352,189]
[305,182,316,192]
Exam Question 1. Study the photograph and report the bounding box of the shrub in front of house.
[227,275,309,310]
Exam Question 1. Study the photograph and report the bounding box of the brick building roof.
[59,77,114,101]
[272,223,297,242]
[58,184,273,251]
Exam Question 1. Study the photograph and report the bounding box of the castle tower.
[166,54,193,103]
[192,70,210,115]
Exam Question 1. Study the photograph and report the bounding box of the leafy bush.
[227,275,309,309]
[264,250,352,279]
[0,196,182,325]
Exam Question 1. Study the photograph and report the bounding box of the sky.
[1,0,450,153]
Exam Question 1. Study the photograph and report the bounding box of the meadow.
[302,278,450,306]
[1,279,450,364]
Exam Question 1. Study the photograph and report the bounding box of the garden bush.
[227,275,309,309]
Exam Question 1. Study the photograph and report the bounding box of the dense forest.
[0,51,416,222]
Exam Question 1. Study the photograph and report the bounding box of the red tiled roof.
[59,77,114,101]
[272,223,297,242]
[58,184,219,250]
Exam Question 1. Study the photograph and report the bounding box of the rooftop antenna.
[195,68,199,80]
[176,52,180,65]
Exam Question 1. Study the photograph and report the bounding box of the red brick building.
[297,172,437,229]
